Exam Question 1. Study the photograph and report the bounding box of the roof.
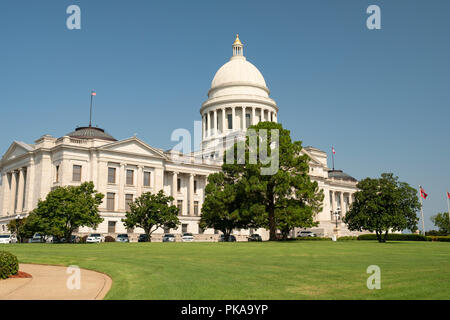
[328,170,358,182]
[65,126,117,142]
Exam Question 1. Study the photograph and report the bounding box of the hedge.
[357,234,427,241]
[0,251,19,279]
[296,237,332,241]
[338,236,358,241]
[427,236,450,242]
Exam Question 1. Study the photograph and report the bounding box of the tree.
[215,122,323,241]
[7,217,30,243]
[27,182,104,243]
[343,173,420,242]
[431,212,450,235]
[121,190,180,242]
[200,172,261,241]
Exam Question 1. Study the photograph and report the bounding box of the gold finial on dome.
[233,34,242,46]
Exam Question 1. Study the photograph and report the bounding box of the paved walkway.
[0,264,112,300]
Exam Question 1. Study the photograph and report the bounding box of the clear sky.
[1,0,449,230]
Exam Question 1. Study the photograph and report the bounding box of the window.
[72,165,82,182]
[246,113,251,128]
[177,200,183,215]
[108,167,116,184]
[125,194,133,212]
[143,171,151,187]
[126,170,134,185]
[107,193,115,211]
[182,224,188,233]
[194,180,197,194]
[227,114,233,129]
[177,178,181,192]
[55,165,60,183]
[194,201,199,216]
[108,221,116,234]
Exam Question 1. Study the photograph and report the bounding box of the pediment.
[300,149,323,167]
[99,137,166,159]
[2,142,33,162]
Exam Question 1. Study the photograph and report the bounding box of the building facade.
[0,36,360,240]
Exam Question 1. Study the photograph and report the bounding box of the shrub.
[105,236,115,242]
[427,236,450,242]
[357,234,427,241]
[0,251,19,279]
[296,237,332,241]
[338,236,358,240]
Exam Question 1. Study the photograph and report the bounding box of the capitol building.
[0,36,360,240]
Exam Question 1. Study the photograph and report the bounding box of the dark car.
[138,234,150,242]
[248,234,262,242]
[218,234,237,242]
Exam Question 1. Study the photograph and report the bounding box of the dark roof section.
[328,170,358,182]
[66,126,117,142]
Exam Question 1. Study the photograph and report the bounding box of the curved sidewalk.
[0,264,112,300]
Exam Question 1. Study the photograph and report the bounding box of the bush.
[296,237,332,241]
[105,236,115,242]
[426,236,450,242]
[338,236,358,241]
[0,251,19,279]
[357,234,427,241]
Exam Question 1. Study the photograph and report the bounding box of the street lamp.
[334,208,341,228]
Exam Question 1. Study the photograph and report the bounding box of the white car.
[0,234,17,244]
[30,233,53,243]
[181,232,194,242]
[298,231,316,237]
[86,233,104,243]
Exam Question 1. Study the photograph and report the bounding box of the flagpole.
[89,91,94,127]
[332,147,335,170]
[420,186,425,235]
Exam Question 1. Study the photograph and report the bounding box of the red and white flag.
[332,147,335,155]
[420,186,428,199]
[91,91,96,96]
[447,191,450,199]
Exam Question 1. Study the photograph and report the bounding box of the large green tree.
[343,173,420,242]
[207,122,323,241]
[122,190,180,241]
[200,171,262,240]
[27,182,104,243]
[431,212,450,235]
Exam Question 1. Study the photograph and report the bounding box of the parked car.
[86,233,104,243]
[298,230,316,237]
[138,234,150,242]
[248,234,262,242]
[218,234,237,242]
[30,233,53,243]
[181,233,194,242]
[70,235,80,243]
[0,234,17,244]
[116,234,129,243]
[162,233,176,242]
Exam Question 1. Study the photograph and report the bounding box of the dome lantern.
[232,34,244,58]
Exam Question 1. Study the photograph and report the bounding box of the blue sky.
[1,0,449,230]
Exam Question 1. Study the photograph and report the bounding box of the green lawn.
[2,241,450,300]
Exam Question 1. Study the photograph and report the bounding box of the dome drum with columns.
[200,35,278,159]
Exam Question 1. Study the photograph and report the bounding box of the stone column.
[1,172,10,217]
[24,161,34,212]
[189,174,195,216]
[340,192,345,216]
[212,109,217,136]
[232,107,236,131]
[9,171,17,215]
[118,163,126,211]
[202,114,205,139]
[242,107,246,130]
[16,168,25,213]
[222,108,226,134]
[172,171,178,204]
[137,165,143,196]
[207,112,211,138]
[252,107,256,125]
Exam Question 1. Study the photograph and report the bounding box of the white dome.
[211,57,267,89]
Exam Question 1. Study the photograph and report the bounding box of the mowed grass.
[3,241,450,300]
